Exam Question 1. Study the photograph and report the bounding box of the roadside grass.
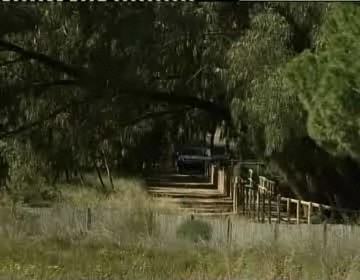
[0,230,359,279]
[0,176,359,279]
[56,174,177,212]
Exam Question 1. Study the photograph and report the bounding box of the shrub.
[0,140,62,205]
[176,218,212,243]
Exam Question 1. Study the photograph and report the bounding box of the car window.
[180,147,209,156]
[212,147,226,155]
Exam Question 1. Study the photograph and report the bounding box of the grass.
[0,176,360,279]
[0,229,359,279]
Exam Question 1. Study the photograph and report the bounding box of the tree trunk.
[65,169,70,182]
[93,156,107,191]
[210,121,217,154]
[101,150,114,191]
[79,169,85,186]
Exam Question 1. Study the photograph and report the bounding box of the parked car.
[175,146,210,174]
[210,145,229,163]
[174,145,229,174]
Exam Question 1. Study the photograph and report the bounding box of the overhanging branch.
[0,40,232,124]
[0,39,85,77]
[98,107,193,141]
[118,87,231,122]
[122,107,192,128]
[0,56,27,67]
[4,79,79,97]
[0,92,101,139]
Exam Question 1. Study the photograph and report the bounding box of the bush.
[0,140,62,205]
[176,218,212,243]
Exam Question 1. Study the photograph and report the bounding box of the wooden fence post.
[242,184,246,216]
[260,191,264,223]
[227,216,232,245]
[237,180,242,214]
[296,200,300,224]
[248,189,251,218]
[276,194,281,224]
[249,189,252,218]
[274,222,279,242]
[246,190,249,218]
[87,207,92,231]
[233,177,238,214]
[286,198,291,224]
[323,221,327,248]
[250,189,255,219]
[244,188,249,216]
[256,189,260,222]
[307,202,313,224]
[268,192,272,224]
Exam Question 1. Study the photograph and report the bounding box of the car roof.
[177,145,209,150]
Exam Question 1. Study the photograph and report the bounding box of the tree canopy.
[1,2,360,209]
[287,4,360,161]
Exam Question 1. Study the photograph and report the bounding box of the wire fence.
[2,206,360,250]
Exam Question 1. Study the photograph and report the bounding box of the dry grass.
[0,177,359,279]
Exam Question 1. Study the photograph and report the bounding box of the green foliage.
[0,140,60,204]
[227,8,299,155]
[0,2,360,207]
[286,3,360,161]
[176,218,212,243]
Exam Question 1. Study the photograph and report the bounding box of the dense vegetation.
[0,3,360,209]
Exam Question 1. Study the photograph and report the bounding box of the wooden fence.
[214,165,359,224]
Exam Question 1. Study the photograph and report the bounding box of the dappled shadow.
[145,172,215,189]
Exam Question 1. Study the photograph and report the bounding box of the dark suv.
[175,146,211,174]
[174,145,228,174]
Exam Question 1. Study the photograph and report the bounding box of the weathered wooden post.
[87,207,92,231]
[224,168,229,197]
[256,188,260,222]
[274,222,279,242]
[232,177,238,214]
[244,187,248,216]
[217,167,225,194]
[286,198,291,224]
[210,164,216,185]
[276,194,281,224]
[323,221,328,248]
[233,176,240,214]
[268,190,272,224]
[233,162,241,214]
[249,169,254,218]
[261,190,266,223]
[296,200,300,224]
[307,202,313,224]
[227,216,232,245]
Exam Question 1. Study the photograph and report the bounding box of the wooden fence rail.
[213,165,360,224]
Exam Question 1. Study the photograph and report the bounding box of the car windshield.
[180,148,209,156]
[212,146,226,155]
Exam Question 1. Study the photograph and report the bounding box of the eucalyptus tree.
[0,3,233,192]
[1,2,360,209]
[287,3,360,162]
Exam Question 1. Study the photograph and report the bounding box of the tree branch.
[118,87,231,122]
[0,92,101,139]
[122,107,192,128]
[0,56,27,67]
[1,79,78,100]
[24,79,77,90]
[0,39,85,77]
[98,107,193,141]
[0,41,231,124]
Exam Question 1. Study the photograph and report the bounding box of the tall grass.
[0,177,359,279]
